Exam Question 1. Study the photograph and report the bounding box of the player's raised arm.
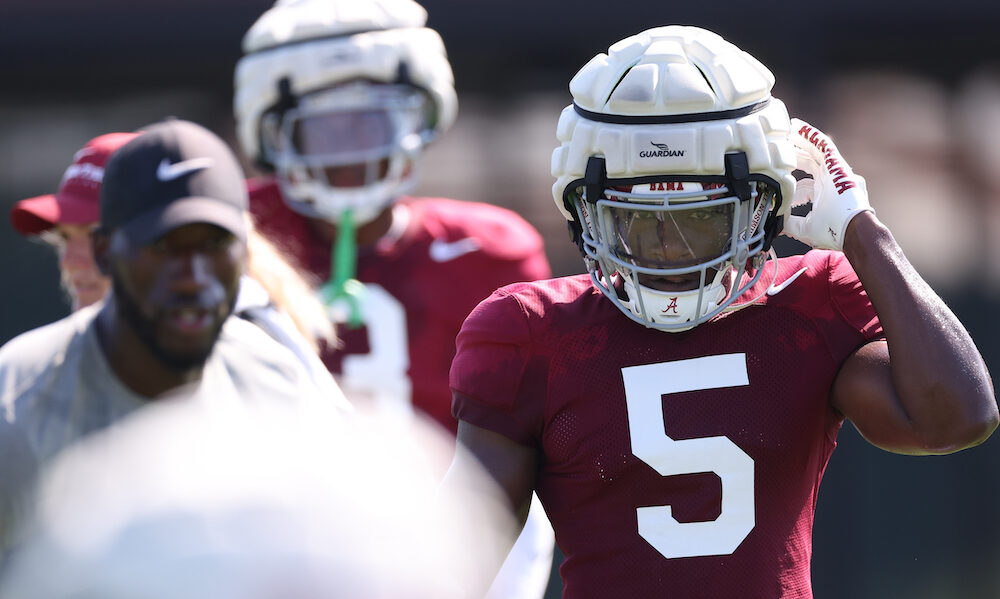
[449,24,998,598]
[786,119,998,454]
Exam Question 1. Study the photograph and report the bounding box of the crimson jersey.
[249,178,551,433]
[451,251,883,599]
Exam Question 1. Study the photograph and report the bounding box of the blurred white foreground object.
[0,399,511,599]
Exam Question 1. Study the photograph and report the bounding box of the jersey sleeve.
[512,248,551,286]
[438,198,553,288]
[501,214,552,284]
[450,285,544,446]
[810,250,884,363]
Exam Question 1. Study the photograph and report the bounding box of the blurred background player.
[11,133,138,311]
[0,397,512,599]
[444,26,997,598]
[233,0,555,596]
[0,119,348,558]
[235,0,550,422]
[9,131,337,391]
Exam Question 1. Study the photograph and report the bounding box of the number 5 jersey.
[451,250,883,599]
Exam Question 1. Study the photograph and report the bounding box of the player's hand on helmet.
[783,118,873,251]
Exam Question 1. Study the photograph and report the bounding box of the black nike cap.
[99,118,248,245]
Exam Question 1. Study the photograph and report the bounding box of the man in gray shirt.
[0,118,347,556]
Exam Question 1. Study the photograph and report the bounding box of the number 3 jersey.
[249,178,552,434]
[451,250,883,599]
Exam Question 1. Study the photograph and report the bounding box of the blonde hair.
[246,222,336,351]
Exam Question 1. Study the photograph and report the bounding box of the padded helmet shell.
[550,26,798,331]
[234,0,457,169]
[551,25,796,222]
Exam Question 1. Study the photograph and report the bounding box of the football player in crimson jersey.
[443,25,998,599]
[233,1,555,597]
[234,0,551,431]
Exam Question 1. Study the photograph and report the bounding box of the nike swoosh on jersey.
[156,157,214,182]
[429,238,481,262]
[766,267,807,296]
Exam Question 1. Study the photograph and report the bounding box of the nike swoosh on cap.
[72,147,98,162]
[429,238,481,262]
[156,157,214,182]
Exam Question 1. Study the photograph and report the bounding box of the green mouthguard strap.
[319,209,365,328]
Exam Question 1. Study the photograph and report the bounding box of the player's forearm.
[439,462,523,599]
[440,420,537,596]
[843,211,997,451]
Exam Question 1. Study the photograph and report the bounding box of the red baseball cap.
[10,132,140,236]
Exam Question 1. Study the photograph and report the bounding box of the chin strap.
[319,209,366,328]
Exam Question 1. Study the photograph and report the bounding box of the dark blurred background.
[2,2,1000,597]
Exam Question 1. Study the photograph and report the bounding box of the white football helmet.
[234,0,457,224]
[551,25,798,332]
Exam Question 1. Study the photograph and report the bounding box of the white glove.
[784,118,873,251]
